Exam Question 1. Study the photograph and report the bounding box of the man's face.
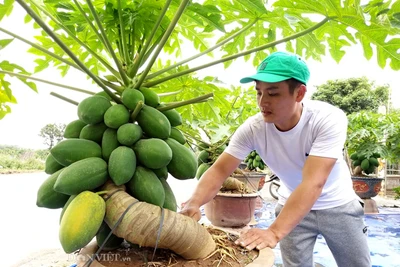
[255,80,305,131]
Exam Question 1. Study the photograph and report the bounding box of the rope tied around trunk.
[83,188,166,267]
[99,181,216,260]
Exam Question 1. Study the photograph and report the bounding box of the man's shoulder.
[237,113,265,134]
[304,99,346,117]
[244,113,264,125]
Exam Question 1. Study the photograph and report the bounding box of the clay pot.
[204,192,258,227]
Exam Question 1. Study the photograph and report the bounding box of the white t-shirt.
[225,100,358,210]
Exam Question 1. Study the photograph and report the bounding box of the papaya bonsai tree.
[1,0,400,263]
[347,111,389,176]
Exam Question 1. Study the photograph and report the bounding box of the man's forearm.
[187,167,226,207]
[186,152,242,207]
[268,181,323,240]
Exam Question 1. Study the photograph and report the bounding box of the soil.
[92,228,259,267]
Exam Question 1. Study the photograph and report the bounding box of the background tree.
[39,123,65,150]
[311,77,390,115]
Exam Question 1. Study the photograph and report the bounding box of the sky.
[0,4,399,150]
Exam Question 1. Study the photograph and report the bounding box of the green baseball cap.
[240,51,310,85]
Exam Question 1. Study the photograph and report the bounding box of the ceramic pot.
[351,176,383,199]
[204,192,258,227]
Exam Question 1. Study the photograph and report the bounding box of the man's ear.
[296,84,307,102]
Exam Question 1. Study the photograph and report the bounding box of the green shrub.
[394,186,400,200]
[0,146,46,171]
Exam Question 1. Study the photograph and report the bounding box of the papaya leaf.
[0,74,17,120]
[390,12,400,27]
[274,0,342,17]
[57,64,70,77]
[0,38,13,50]
[87,56,106,77]
[315,21,356,62]
[0,75,13,100]
[0,60,38,93]
[212,0,270,67]
[185,3,225,32]
[17,78,38,93]
[0,0,14,21]
[343,15,400,69]
[0,60,29,73]
[34,58,51,73]
[0,102,11,120]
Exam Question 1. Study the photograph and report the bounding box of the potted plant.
[349,151,384,199]
[346,111,389,199]
[232,150,268,191]
[193,141,267,227]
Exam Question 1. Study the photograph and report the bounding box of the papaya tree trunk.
[101,181,216,259]
[344,147,354,176]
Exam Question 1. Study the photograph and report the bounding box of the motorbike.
[265,174,280,200]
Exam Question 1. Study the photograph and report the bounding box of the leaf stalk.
[0,70,95,95]
[133,0,190,89]
[15,0,121,104]
[146,19,258,80]
[85,0,130,86]
[27,0,120,77]
[143,17,331,87]
[129,0,173,78]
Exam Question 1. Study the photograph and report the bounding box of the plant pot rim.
[351,176,384,180]
[232,172,267,177]
[216,192,259,198]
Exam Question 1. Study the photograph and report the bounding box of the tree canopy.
[311,77,390,114]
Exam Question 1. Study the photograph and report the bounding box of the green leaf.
[186,3,225,32]
[346,17,400,69]
[0,60,29,73]
[18,78,38,93]
[0,38,14,50]
[57,64,70,77]
[391,11,400,26]
[34,58,51,73]
[315,21,356,62]
[0,74,17,107]
[24,14,32,23]
[0,60,38,94]
[0,0,14,21]
[274,0,342,17]
[0,103,11,120]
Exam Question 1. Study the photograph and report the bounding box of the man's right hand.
[179,201,202,221]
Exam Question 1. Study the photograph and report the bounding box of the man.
[180,51,371,267]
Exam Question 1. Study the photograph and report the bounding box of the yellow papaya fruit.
[59,191,106,253]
